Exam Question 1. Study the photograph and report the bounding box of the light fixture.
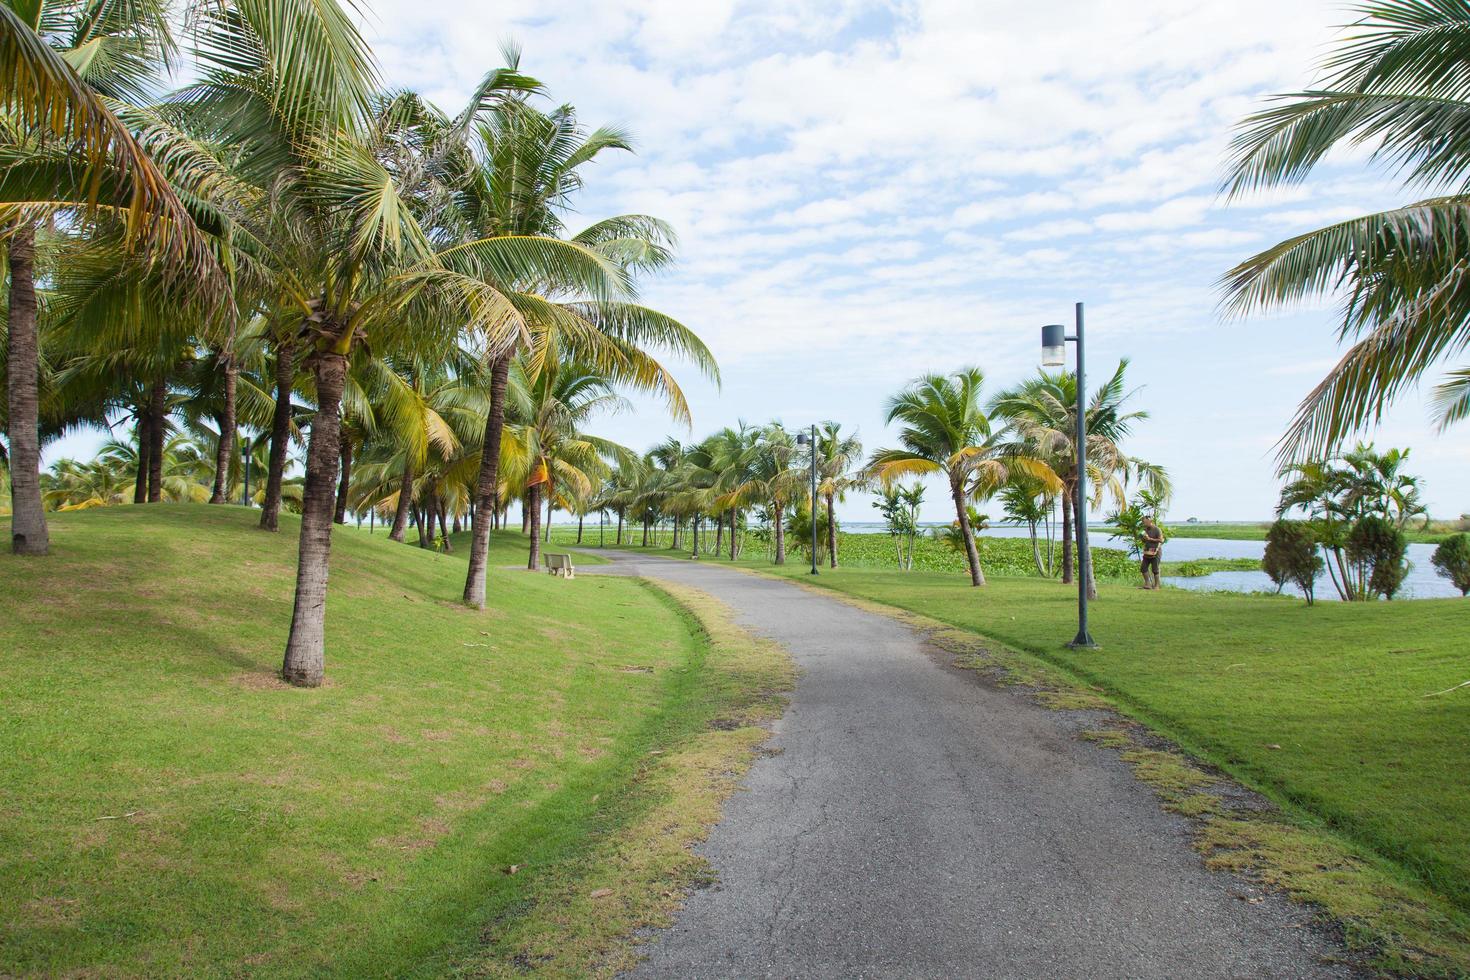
[1041,323,1067,367]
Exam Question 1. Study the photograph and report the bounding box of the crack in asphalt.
[587,552,1358,980]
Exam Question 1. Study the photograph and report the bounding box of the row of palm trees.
[597,361,1168,592]
[2,1,714,687]
[589,421,864,568]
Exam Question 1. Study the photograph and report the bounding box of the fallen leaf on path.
[589,888,614,899]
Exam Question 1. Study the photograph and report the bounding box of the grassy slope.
[645,549,1470,910]
[0,506,722,977]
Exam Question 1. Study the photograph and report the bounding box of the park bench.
[543,553,575,579]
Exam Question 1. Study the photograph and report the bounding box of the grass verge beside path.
[0,506,791,977]
[699,555,1470,974]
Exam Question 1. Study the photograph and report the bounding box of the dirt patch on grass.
[229,671,292,691]
[19,896,82,928]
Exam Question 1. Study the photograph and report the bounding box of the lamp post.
[240,436,252,508]
[1042,302,1096,648]
[795,425,819,576]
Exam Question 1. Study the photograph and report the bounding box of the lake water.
[841,521,1460,600]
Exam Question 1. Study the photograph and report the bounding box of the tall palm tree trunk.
[418,488,434,548]
[544,487,553,542]
[5,224,47,554]
[577,514,584,542]
[951,478,984,586]
[773,503,786,564]
[438,502,452,552]
[389,465,413,542]
[1060,486,1075,584]
[616,509,623,545]
[260,337,296,531]
[463,353,512,608]
[334,436,352,524]
[691,513,699,558]
[526,483,543,570]
[826,493,837,568]
[209,353,238,504]
[730,511,739,560]
[133,405,151,504]
[281,350,349,688]
[146,382,165,502]
[715,515,724,555]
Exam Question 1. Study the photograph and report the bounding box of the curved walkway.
[586,550,1354,979]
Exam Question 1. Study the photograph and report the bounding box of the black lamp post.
[240,436,252,507]
[794,425,819,576]
[1042,302,1096,648]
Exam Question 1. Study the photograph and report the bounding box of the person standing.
[1140,517,1165,590]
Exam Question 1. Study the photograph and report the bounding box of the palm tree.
[1222,0,1470,460]
[815,421,862,568]
[870,369,1054,587]
[741,425,805,565]
[991,361,1168,595]
[2,0,220,553]
[500,358,627,570]
[452,92,716,609]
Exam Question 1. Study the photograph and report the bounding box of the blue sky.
[47,0,1470,522]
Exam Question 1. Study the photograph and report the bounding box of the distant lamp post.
[1042,303,1096,648]
[240,436,253,507]
[794,425,819,576]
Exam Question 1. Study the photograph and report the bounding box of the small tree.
[1263,519,1324,604]
[1431,535,1470,596]
[1346,516,1409,600]
[873,482,923,570]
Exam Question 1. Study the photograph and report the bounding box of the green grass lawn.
[724,558,1470,912]
[1170,520,1457,544]
[0,505,757,977]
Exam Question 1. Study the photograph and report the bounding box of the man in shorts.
[1140,517,1164,590]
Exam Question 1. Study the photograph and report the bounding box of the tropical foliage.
[1223,0,1470,459]
[1276,442,1424,600]
[1432,534,1470,596]
[1,2,711,686]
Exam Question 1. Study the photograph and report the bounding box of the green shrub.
[829,531,1134,580]
[1346,516,1409,600]
[1431,534,1470,596]
[1263,519,1325,604]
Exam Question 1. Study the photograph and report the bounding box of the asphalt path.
[585,550,1355,980]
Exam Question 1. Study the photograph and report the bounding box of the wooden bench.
[543,553,575,579]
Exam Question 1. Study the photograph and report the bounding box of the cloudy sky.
[53,0,1470,522]
[365,0,1465,522]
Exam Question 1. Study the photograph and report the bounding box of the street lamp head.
[1041,323,1067,367]
[795,432,810,446]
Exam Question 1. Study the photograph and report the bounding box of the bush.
[1263,519,1324,604]
[1431,534,1470,596]
[1346,516,1409,600]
